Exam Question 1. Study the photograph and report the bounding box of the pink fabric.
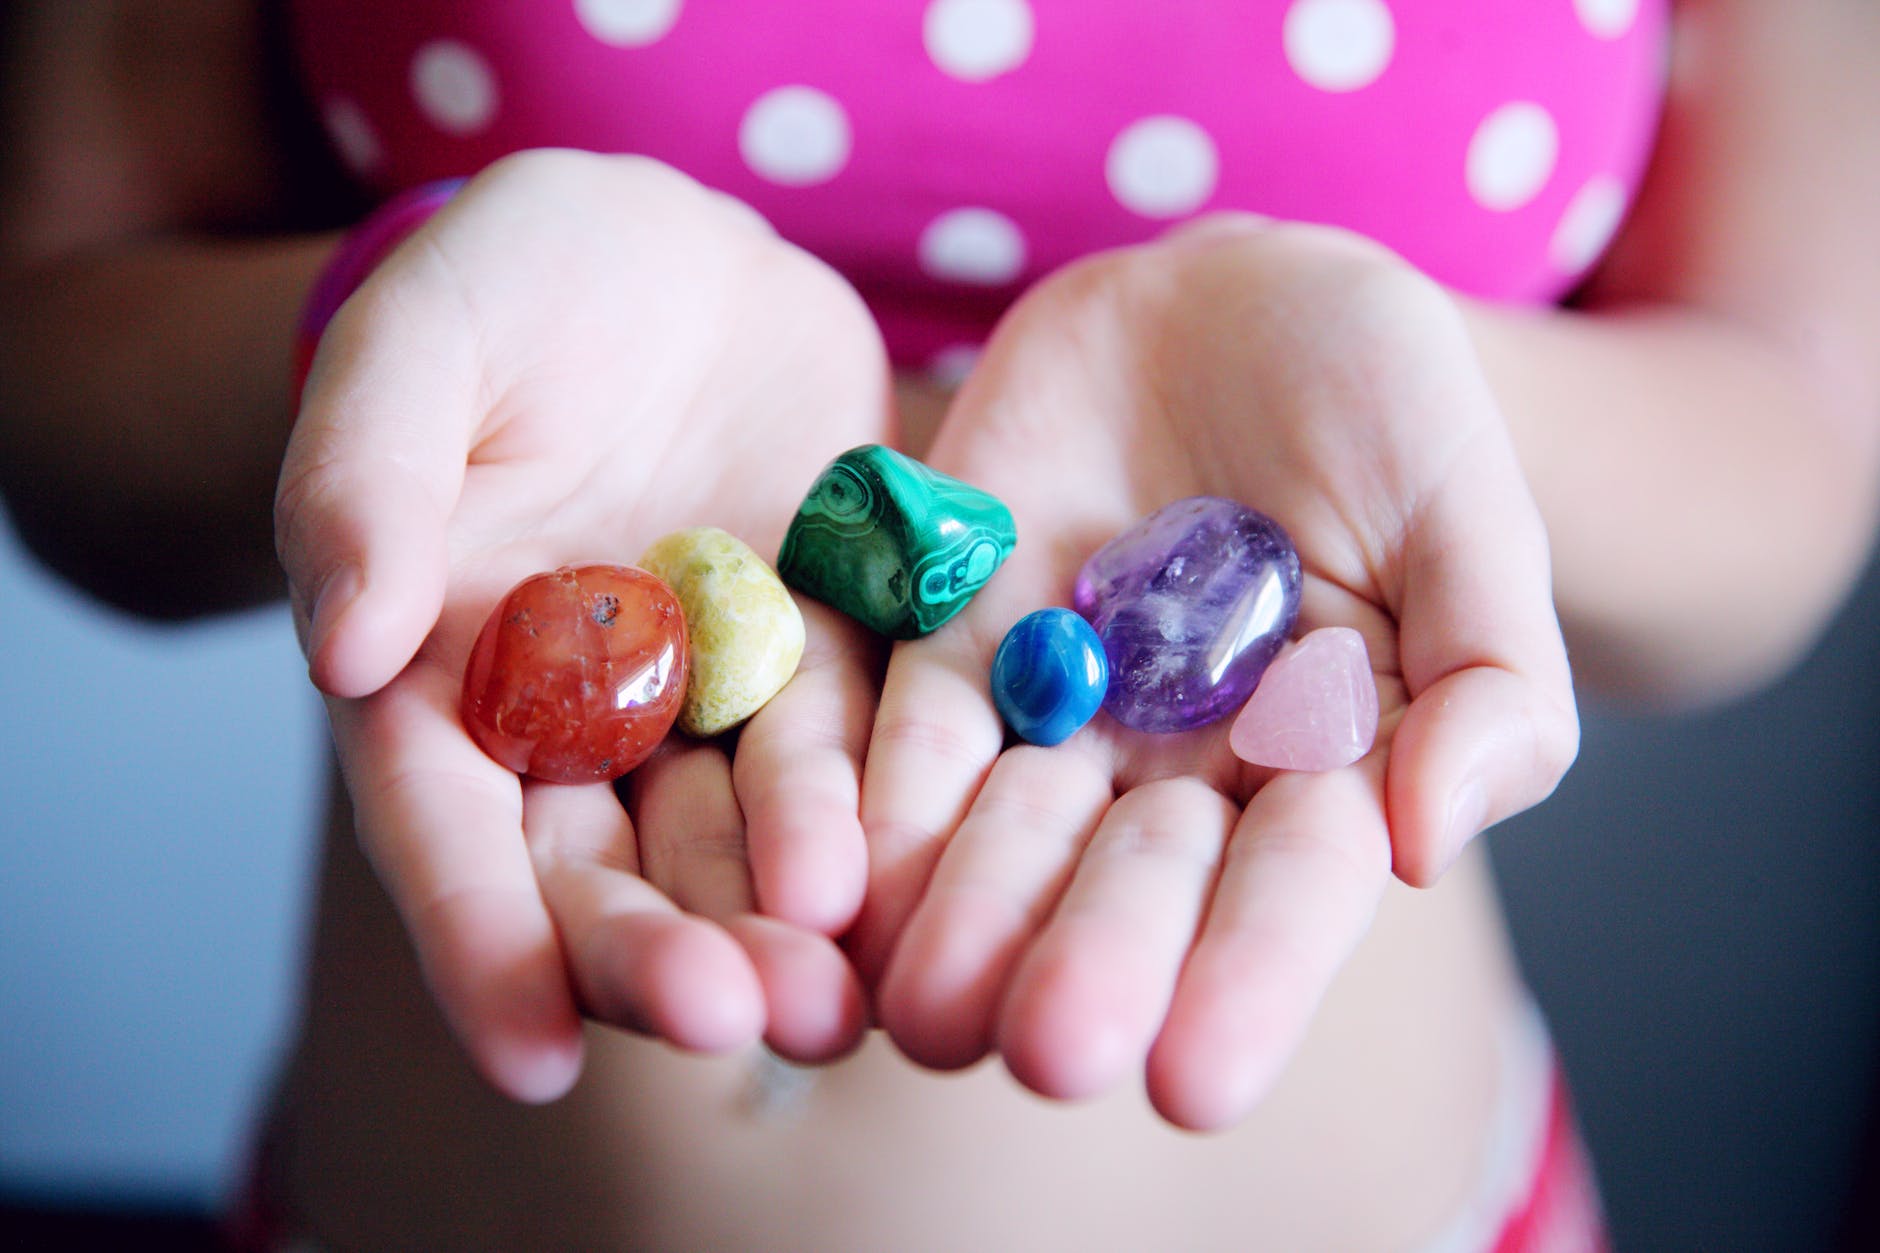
[288,0,1668,368]
[293,176,462,393]
[1493,1067,1610,1253]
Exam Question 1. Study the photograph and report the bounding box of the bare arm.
[0,0,339,616]
[1469,0,1880,703]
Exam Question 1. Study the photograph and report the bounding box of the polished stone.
[1229,627,1378,771]
[638,526,805,737]
[1074,496,1301,733]
[778,444,1016,639]
[461,564,687,783]
[991,608,1109,746]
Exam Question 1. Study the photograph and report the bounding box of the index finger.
[328,662,585,1103]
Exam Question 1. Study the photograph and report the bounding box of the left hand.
[849,217,1578,1130]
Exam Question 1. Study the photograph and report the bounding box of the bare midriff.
[260,379,1531,1253]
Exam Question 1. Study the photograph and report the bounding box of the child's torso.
[289,0,1669,367]
[267,785,1534,1251]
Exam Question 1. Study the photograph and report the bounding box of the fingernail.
[307,562,363,665]
[499,1037,585,1106]
[1440,780,1489,876]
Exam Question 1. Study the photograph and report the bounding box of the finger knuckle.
[271,449,347,572]
[871,710,1000,772]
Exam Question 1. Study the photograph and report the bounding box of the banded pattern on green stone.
[778,444,1017,639]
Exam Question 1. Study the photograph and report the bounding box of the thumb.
[275,273,478,699]
[1386,424,1579,885]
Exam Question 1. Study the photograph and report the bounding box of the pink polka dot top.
[289,0,1669,371]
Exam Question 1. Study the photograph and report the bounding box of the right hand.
[275,150,892,1101]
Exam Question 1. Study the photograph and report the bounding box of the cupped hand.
[853,218,1578,1130]
[275,151,890,1100]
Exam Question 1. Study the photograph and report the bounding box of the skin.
[3,0,1878,1156]
[857,222,1576,1129]
[279,151,897,1094]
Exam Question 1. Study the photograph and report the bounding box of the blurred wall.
[1493,549,1880,1251]
[0,512,322,1208]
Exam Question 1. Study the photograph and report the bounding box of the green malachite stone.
[778,444,1017,639]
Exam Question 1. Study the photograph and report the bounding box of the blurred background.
[1495,552,1880,1251]
[4,495,1880,1251]
[0,510,323,1244]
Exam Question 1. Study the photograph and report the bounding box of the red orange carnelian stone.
[461,564,688,784]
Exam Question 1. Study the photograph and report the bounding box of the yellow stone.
[637,527,806,737]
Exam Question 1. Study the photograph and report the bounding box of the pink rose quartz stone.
[1228,627,1379,772]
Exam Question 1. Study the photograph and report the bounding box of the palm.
[279,152,892,1099]
[855,222,1574,1131]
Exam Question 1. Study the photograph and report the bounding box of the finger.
[733,602,880,936]
[632,741,755,921]
[331,665,584,1103]
[275,256,479,700]
[1145,758,1392,1132]
[1388,433,1580,885]
[849,620,1007,986]
[995,778,1238,1103]
[526,774,766,1054]
[878,744,1111,1071]
[847,336,1149,988]
[726,915,871,1063]
[633,740,866,1060]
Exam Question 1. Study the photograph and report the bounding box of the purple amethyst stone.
[1074,497,1302,733]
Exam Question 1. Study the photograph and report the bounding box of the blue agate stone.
[990,608,1109,746]
[1074,497,1301,733]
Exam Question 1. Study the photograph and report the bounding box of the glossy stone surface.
[461,565,687,783]
[778,444,1016,639]
[638,526,805,737]
[991,608,1109,746]
[1229,627,1379,771]
[1074,497,1301,733]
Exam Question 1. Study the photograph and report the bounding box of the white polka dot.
[927,344,983,388]
[411,40,499,136]
[1106,116,1220,219]
[739,86,852,186]
[1550,175,1627,273]
[1466,102,1559,212]
[1573,0,1639,40]
[574,0,683,46]
[919,208,1028,285]
[321,97,382,175]
[924,0,1035,82]
[1283,0,1395,93]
